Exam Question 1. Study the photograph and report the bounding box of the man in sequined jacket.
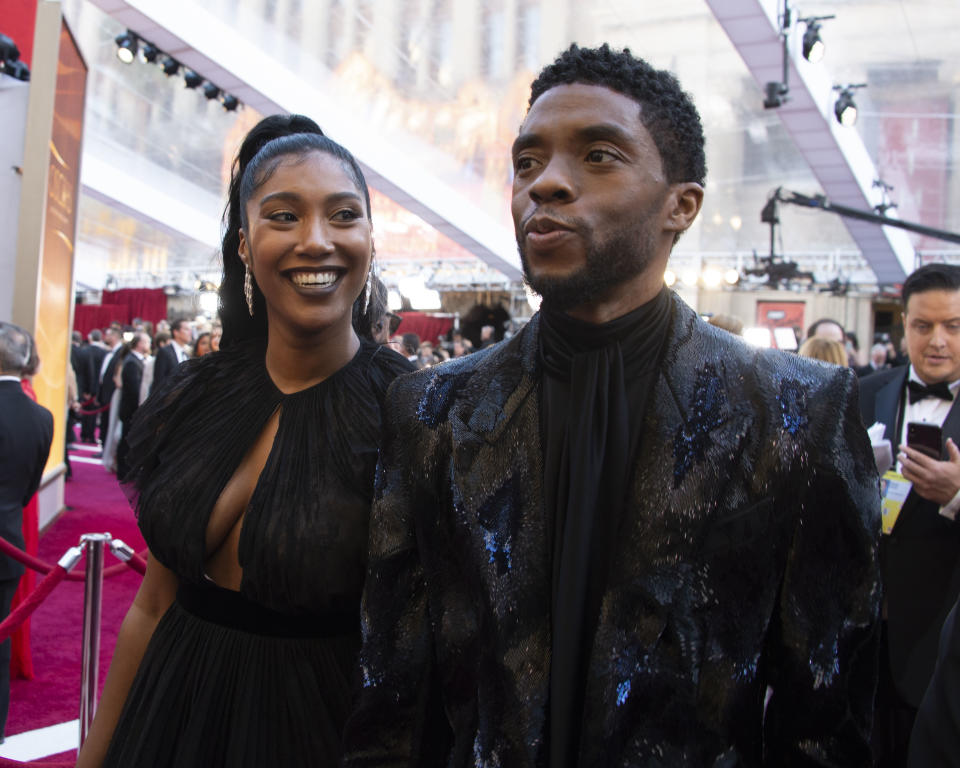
[343,45,881,767]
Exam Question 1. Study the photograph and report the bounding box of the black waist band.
[177,580,358,638]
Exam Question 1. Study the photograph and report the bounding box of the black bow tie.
[908,379,954,405]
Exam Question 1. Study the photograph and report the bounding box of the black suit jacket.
[119,354,144,425]
[858,365,960,706]
[344,294,881,767]
[98,347,121,407]
[908,596,960,766]
[0,381,54,581]
[150,344,180,395]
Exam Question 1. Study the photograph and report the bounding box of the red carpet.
[8,444,145,743]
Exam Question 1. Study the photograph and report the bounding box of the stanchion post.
[79,533,111,745]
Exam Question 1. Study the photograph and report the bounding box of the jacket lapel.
[875,367,907,447]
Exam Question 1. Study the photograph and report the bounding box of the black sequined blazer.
[343,293,881,767]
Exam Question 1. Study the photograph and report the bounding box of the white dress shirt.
[899,365,960,519]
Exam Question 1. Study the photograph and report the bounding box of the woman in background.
[797,336,848,366]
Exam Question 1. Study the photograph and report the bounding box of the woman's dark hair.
[219,115,329,349]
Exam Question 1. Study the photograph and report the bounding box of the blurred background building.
[9,0,960,344]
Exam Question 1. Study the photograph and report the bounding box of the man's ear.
[663,182,704,235]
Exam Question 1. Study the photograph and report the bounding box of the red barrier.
[0,537,146,581]
[0,758,74,767]
[0,566,68,643]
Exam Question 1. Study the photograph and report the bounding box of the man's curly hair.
[529,44,706,187]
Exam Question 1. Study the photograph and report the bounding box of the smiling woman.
[75,119,415,768]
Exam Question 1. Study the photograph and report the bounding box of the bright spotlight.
[702,268,723,290]
[833,84,865,127]
[680,269,699,287]
[114,30,138,64]
[724,269,741,286]
[802,21,824,63]
[663,269,677,288]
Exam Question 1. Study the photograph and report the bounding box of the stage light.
[802,20,824,62]
[114,30,137,64]
[141,42,160,63]
[663,269,677,288]
[763,81,788,109]
[702,268,723,290]
[221,93,239,111]
[680,269,699,287]
[161,56,180,76]
[833,84,865,126]
[724,269,741,286]
[183,69,203,89]
[203,82,220,100]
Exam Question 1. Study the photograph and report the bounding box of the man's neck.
[564,270,666,325]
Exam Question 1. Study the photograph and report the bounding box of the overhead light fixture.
[724,269,741,286]
[114,30,138,64]
[183,69,203,89]
[663,269,677,288]
[141,41,160,63]
[161,56,180,76]
[833,83,866,127]
[763,80,788,109]
[221,93,239,111]
[202,82,220,100]
[801,20,824,62]
[798,14,834,63]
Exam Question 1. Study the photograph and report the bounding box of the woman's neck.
[264,319,360,394]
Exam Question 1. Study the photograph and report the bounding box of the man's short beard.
[518,218,659,313]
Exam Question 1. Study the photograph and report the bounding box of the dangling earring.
[363,246,375,315]
[244,263,254,316]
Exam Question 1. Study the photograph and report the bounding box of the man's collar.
[0,375,22,384]
[908,364,960,391]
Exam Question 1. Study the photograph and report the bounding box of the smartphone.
[907,422,943,460]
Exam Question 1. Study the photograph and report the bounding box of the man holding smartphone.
[859,262,960,766]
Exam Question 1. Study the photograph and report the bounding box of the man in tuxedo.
[859,262,960,766]
[344,45,880,767]
[150,318,190,394]
[0,322,53,740]
[96,326,123,448]
[77,329,107,443]
[116,333,149,479]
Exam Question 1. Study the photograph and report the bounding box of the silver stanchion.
[79,533,111,745]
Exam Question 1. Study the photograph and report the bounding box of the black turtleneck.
[538,287,673,768]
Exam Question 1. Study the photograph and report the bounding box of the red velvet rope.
[0,537,147,581]
[0,566,67,643]
[0,759,75,767]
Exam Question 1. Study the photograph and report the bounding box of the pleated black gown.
[102,338,413,767]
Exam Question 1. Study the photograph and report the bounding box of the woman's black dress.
[102,338,412,767]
